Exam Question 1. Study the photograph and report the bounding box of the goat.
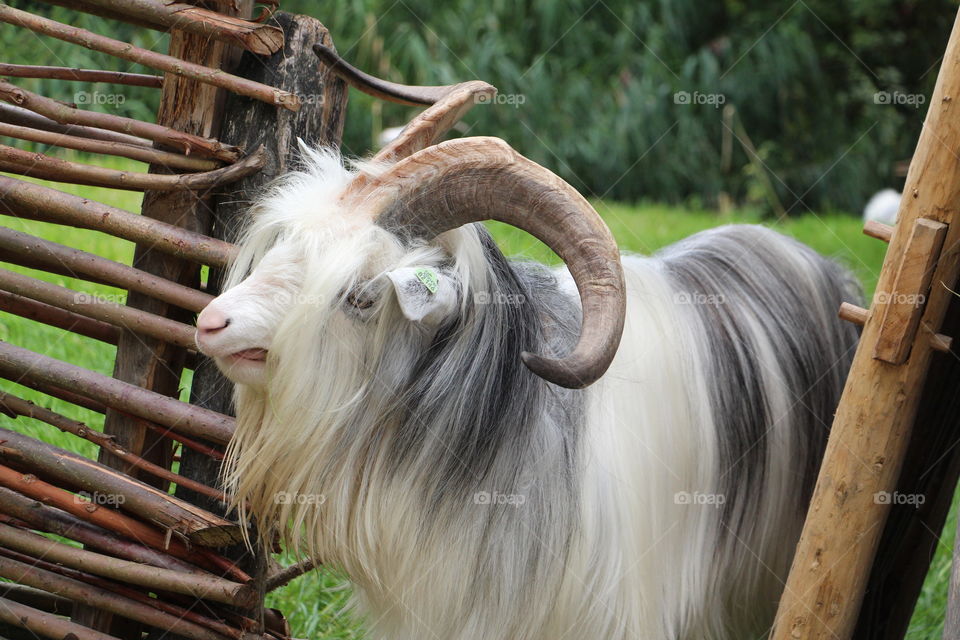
[863,188,902,225]
[195,78,860,640]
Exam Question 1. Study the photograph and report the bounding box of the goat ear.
[385,266,458,325]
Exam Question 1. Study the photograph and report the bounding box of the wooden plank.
[851,288,960,638]
[873,218,947,363]
[769,7,960,640]
[176,11,348,634]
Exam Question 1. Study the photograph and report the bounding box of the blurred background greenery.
[5,0,958,215]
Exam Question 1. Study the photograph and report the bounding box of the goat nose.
[197,308,230,335]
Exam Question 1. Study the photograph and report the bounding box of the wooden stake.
[770,8,960,639]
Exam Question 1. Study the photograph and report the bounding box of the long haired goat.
[195,133,859,639]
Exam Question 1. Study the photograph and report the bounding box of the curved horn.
[354,136,626,389]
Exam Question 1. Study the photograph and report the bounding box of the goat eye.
[345,290,374,310]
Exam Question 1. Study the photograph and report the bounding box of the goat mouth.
[227,348,268,363]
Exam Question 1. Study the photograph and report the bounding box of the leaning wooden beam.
[0,63,162,87]
[0,176,237,267]
[0,427,241,546]
[0,464,245,580]
[0,5,299,110]
[770,8,960,639]
[0,268,198,349]
[0,143,266,191]
[0,523,252,606]
[0,226,214,312]
[0,290,119,344]
[0,558,239,640]
[0,103,152,149]
[73,0,284,56]
[0,487,211,575]
[0,342,235,445]
[0,394,227,501]
[0,596,120,640]
[0,121,218,171]
[0,81,241,162]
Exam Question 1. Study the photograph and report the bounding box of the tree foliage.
[3,0,956,213]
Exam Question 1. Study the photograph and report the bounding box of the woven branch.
[0,121,217,171]
[0,487,211,575]
[0,290,119,344]
[0,175,237,267]
[0,63,162,87]
[74,0,285,56]
[0,80,242,161]
[0,465,245,580]
[0,555,237,640]
[0,427,240,546]
[0,226,214,312]
[0,143,266,191]
[0,102,152,149]
[0,268,198,349]
[0,596,120,640]
[0,342,235,445]
[0,394,226,501]
[0,5,299,110]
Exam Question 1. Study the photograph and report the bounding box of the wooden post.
[77,3,250,636]
[853,292,960,638]
[770,8,960,640]
[174,8,347,634]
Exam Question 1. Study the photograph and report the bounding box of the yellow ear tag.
[414,267,439,294]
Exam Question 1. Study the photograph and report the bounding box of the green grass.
[0,157,951,638]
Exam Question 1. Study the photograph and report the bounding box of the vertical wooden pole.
[770,8,960,640]
[75,4,249,637]
[175,9,347,633]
